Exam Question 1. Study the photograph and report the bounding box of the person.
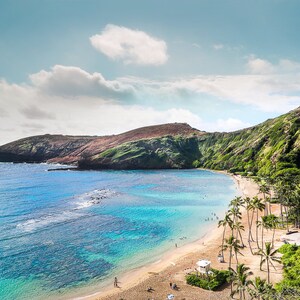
[169,282,172,288]
[114,277,118,287]
[175,243,177,248]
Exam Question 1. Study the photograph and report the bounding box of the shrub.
[186,269,230,291]
[276,244,300,293]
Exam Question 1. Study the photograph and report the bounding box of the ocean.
[0,163,238,300]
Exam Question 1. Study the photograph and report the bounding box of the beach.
[78,173,284,300]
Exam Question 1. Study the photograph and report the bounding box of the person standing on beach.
[114,277,118,287]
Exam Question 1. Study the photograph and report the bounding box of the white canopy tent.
[196,259,211,274]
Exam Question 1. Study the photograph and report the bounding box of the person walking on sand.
[114,277,118,287]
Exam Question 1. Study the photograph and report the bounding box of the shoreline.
[74,171,258,300]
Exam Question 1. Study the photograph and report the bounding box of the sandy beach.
[77,173,284,300]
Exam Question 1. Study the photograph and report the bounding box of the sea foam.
[17,189,117,232]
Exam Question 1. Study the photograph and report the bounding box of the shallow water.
[0,163,238,300]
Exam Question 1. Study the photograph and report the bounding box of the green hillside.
[78,135,200,169]
[0,107,299,177]
[78,107,300,177]
[196,107,300,177]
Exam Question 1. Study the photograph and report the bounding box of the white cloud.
[120,73,300,112]
[0,78,205,144]
[278,59,300,72]
[246,57,276,74]
[246,56,300,75]
[90,24,168,65]
[192,43,201,49]
[30,65,135,100]
[1,62,300,144]
[215,118,251,132]
[213,44,224,50]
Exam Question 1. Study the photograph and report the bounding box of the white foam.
[75,189,117,210]
[16,189,117,232]
[17,211,81,232]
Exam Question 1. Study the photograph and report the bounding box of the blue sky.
[0,0,300,143]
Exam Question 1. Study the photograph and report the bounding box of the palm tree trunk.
[248,238,254,255]
[267,258,270,283]
[261,226,264,250]
[221,226,226,257]
[284,205,290,232]
[235,250,239,264]
[247,209,251,242]
[256,210,260,250]
[280,203,284,226]
[238,228,244,247]
[263,194,267,216]
[272,227,276,248]
[229,246,232,269]
[250,210,255,242]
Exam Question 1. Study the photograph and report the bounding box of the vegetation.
[200,171,300,299]
[79,136,201,169]
[80,107,299,172]
[229,264,253,300]
[186,269,231,290]
[276,244,300,293]
[258,242,281,283]
[1,107,299,174]
[197,107,300,177]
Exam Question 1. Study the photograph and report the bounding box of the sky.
[1,0,300,144]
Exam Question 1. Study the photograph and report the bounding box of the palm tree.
[251,197,265,250]
[229,196,244,209]
[293,184,300,228]
[218,213,233,259]
[233,221,245,248]
[258,180,271,216]
[249,277,275,300]
[222,235,244,269]
[228,206,242,226]
[266,214,280,247]
[257,216,270,251]
[229,263,253,300]
[244,197,255,254]
[248,197,257,242]
[274,174,297,233]
[259,242,281,283]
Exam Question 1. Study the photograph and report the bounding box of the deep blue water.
[0,163,238,300]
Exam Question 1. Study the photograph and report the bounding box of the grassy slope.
[196,107,300,176]
[0,108,299,175]
[79,107,300,176]
[78,135,201,169]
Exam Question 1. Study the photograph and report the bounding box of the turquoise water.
[0,163,238,300]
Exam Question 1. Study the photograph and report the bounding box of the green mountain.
[0,107,299,177]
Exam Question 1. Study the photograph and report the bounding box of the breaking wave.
[17,189,118,232]
[75,189,118,209]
